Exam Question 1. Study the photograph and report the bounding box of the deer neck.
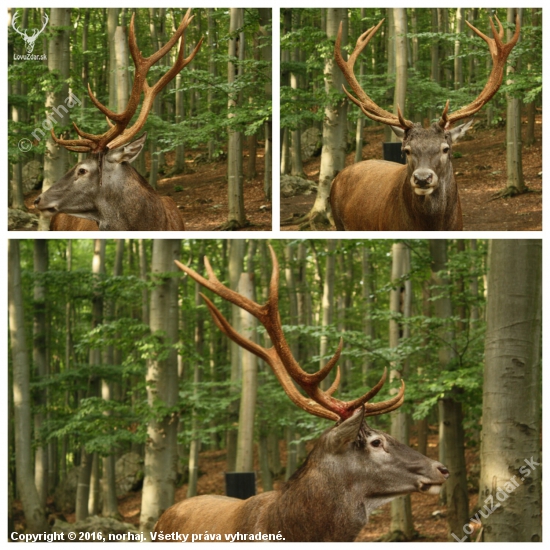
[95,166,165,230]
[262,455,369,542]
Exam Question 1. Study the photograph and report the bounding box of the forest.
[8,239,541,542]
[280,8,542,231]
[8,8,272,231]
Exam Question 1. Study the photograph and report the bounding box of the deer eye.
[403,147,411,156]
[78,168,88,176]
[442,145,450,154]
[370,439,383,448]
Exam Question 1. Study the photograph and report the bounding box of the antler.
[439,14,520,128]
[175,245,405,422]
[51,8,203,153]
[335,19,414,130]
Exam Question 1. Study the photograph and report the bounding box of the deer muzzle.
[417,464,449,494]
[34,195,58,216]
[410,169,438,196]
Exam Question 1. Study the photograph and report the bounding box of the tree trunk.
[392,9,407,143]
[187,253,205,498]
[9,240,50,533]
[226,240,245,471]
[140,240,181,535]
[40,8,71,231]
[306,8,347,227]
[454,9,464,90]
[258,8,272,199]
[429,240,469,540]
[33,240,49,507]
[319,240,336,390]
[429,9,439,122]
[478,240,541,542]
[226,8,246,229]
[235,273,258,472]
[388,242,413,540]
[505,8,525,196]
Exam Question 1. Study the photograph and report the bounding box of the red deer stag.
[153,246,449,542]
[330,16,520,231]
[34,9,202,231]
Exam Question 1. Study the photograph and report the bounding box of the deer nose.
[414,171,433,187]
[437,465,450,479]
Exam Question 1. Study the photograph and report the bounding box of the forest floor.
[67,429,481,542]
[16,146,272,232]
[281,115,542,232]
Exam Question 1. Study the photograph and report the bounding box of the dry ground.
[281,116,542,232]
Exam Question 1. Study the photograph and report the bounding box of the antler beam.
[335,19,414,130]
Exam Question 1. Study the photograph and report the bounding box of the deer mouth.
[36,205,58,217]
[413,186,435,196]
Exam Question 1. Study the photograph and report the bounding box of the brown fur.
[330,159,462,231]
[50,214,99,231]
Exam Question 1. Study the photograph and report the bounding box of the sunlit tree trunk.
[306,9,347,227]
[479,240,541,542]
[235,271,258,472]
[140,240,181,535]
[391,9,407,143]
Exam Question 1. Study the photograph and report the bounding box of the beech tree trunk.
[478,240,541,542]
[140,240,181,535]
[226,8,246,229]
[307,8,347,227]
[388,243,413,540]
[235,272,258,472]
[429,240,469,541]
[9,240,50,534]
[40,8,71,231]
[505,8,525,195]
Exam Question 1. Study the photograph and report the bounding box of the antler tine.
[364,381,405,417]
[335,19,414,130]
[440,14,520,127]
[49,128,95,153]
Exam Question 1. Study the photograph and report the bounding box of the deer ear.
[390,126,405,140]
[328,408,365,452]
[107,132,148,164]
[449,120,473,143]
